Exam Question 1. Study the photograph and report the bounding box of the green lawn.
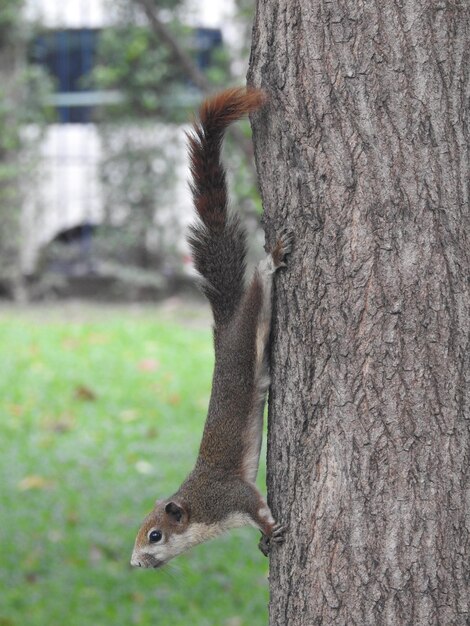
[0,303,269,626]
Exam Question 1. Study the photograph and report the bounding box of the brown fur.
[187,87,266,328]
[187,87,266,230]
[131,88,291,569]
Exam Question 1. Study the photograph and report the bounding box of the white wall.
[21,0,190,272]
[22,121,194,273]
[26,0,234,29]
[25,0,109,28]
[21,0,238,273]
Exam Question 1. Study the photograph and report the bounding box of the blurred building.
[22,0,224,284]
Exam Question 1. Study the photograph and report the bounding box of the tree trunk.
[248,2,470,624]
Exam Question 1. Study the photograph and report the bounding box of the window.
[31,29,100,123]
[195,27,223,70]
[31,26,223,124]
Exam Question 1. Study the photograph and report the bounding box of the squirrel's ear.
[164,501,187,523]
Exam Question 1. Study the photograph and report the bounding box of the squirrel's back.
[187,87,266,328]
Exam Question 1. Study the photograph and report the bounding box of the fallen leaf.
[22,549,42,568]
[66,511,79,526]
[48,529,63,543]
[146,427,158,439]
[74,385,97,401]
[28,343,40,357]
[119,409,138,423]
[135,460,154,475]
[8,404,24,417]
[131,591,144,604]
[38,435,55,449]
[138,358,160,372]
[43,413,75,433]
[89,545,104,564]
[88,333,109,345]
[25,572,39,584]
[18,475,53,491]
[62,337,81,350]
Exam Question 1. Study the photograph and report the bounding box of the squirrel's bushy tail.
[187,87,266,327]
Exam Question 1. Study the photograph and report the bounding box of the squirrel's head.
[130,499,191,568]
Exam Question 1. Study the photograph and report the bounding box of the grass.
[0,303,269,626]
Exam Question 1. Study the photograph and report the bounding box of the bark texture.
[248,2,470,624]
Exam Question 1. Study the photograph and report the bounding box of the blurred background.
[1,0,261,302]
[0,1,270,624]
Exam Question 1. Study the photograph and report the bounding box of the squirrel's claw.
[271,230,294,268]
[258,534,270,557]
[278,230,294,256]
[258,523,287,556]
[271,524,286,541]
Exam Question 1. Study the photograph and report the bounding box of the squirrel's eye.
[149,530,162,543]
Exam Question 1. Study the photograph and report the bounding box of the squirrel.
[130,87,293,569]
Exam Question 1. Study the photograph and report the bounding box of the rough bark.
[248,1,470,624]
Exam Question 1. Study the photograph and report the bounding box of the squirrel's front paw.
[258,523,286,557]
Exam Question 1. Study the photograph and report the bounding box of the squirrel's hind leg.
[270,229,294,269]
[237,230,294,484]
[251,230,293,556]
[254,228,294,367]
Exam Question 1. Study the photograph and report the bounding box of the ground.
[0,300,269,626]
